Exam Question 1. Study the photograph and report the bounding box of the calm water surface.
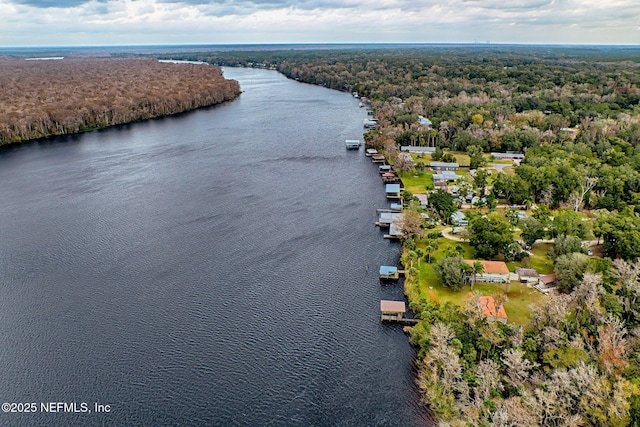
[0,67,432,426]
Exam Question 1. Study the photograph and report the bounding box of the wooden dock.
[381,315,420,324]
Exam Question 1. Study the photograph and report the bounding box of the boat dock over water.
[380,300,419,324]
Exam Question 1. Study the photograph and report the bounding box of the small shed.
[379,265,399,280]
[536,274,557,293]
[379,164,392,173]
[366,148,378,156]
[380,300,406,321]
[371,154,386,163]
[516,267,539,284]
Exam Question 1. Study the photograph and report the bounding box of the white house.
[464,260,510,283]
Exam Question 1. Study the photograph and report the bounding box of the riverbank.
[0,58,241,146]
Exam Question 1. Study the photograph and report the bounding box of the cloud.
[12,0,99,8]
[1,0,640,45]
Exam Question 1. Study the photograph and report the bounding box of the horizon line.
[2,42,640,49]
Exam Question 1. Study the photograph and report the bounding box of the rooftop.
[378,211,402,224]
[385,183,401,193]
[516,267,539,277]
[379,266,398,275]
[478,296,507,320]
[380,300,406,314]
[430,161,459,168]
[540,274,557,285]
[464,260,510,275]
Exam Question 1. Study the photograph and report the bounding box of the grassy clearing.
[406,234,551,325]
[399,171,433,193]
[451,152,470,167]
[504,242,554,275]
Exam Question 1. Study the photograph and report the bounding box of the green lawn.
[451,152,470,167]
[399,171,433,193]
[407,234,550,325]
[505,241,554,275]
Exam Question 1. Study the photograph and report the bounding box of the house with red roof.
[463,260,510,283]
[478,296,508,323]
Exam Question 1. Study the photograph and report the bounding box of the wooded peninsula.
[0,58,241,145]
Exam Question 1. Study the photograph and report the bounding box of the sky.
[1,0,639,46]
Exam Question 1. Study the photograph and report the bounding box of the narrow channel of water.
[0,67,433,426]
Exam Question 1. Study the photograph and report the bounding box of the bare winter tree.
[502,349,538,390]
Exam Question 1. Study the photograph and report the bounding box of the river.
[0,67,432,426]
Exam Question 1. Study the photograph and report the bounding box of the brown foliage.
[0,58,240,145]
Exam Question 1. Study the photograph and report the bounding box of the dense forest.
[191,46,640,426]
[0,58,241,145]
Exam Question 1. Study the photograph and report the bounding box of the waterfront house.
[478,296,508,323]
[379,265,399,280]
[430,162,459,172]
[463,260,510,283]
[515,267,539,284]
[385,183,402,199]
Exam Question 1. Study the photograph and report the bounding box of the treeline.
[0,58,241,145]
[200,46,640,152]
[409,260,640,426]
